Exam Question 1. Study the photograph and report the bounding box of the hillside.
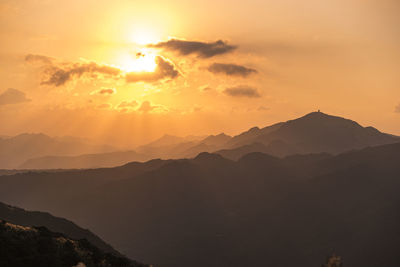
[0,143,399,266]
[0,201,118,255]
[0,220,149,267]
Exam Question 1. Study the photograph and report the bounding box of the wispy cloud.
[223,86,261,98]
[90,88,116,96]
[0,88,31,105]
[395,103,400,113]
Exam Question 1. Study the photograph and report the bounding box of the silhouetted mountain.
[19,150,151,169]
[0,133,116,169]
[0,220,148,267]
[134,112,399,160]
[218,112,399,157]
[200,133,232,146]
[180,134,233,158]
[0,201,118,255]
[1,143,399,266]
[225,122,284,148]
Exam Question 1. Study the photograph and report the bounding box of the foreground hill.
[0,201,118,255]
[0,220,148,267]
[0,143,400,266]
[0,133,116,169]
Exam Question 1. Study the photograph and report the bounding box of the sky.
[0,0,399,147]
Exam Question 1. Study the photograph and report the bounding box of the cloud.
[41,63,122,87]
[96,103,112,109]
[26,53,178,86]
[148,39,236,58]
[199,85,213,92]
[125,56,179,83]
[0,88,31,105]
[90,88,116,96]
[395,103,400,113]
[25,54,54,64]
[137,101,168,113]
[223,86,261,98]
[25,54,122,87]
[258,105,269,111]
[117,100,138,109]
[208,63,257,77]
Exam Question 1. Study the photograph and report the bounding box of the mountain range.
[3,112,399,170]
[1,141,400,266]
[136,111,399,160]
[0,133,117,169]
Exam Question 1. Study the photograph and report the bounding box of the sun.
[118,49,157,73]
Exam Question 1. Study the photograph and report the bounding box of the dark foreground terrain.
[0,220,149,267]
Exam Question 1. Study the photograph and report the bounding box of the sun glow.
[131,28,159,45]
[118,50,157,73]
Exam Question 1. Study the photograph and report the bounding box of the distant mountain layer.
[19,150,151,169]
[136,112,399,160]
[1,143,400,266]
[3,112,399,170]
[216,112,400,159]
[0,220,148,267]
[0,133,116,169]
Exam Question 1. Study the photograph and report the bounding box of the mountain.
[0,220,148,267]
[0,133,116,169]
[19,150,151,169]
[0,201,118,255]
[200,133,232,146]
[216,141,297,160]
[136,133,231,159]
[136,134,205,159]
[180,133,232,158]
[137,112,399,160]
[1,143,400,266]
[218,112,400,158]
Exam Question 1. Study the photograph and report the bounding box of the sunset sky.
[1,0,399,147]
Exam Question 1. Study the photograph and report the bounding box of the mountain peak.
[194,152,225,161]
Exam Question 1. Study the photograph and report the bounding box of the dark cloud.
[0,88,31,105]
[395,103,400,113]
[26,53,178,86]
[25,55,122,87]
[125,56,179,83]
[91,88,116,95]
[25,54,54,64]
[41,63,121,87]
[208,63,257,77]
[223,86,261,98]
[148,39,236,58]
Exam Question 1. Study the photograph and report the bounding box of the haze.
[1,0,400,148]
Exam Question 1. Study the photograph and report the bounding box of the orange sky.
[0,0,399,147]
